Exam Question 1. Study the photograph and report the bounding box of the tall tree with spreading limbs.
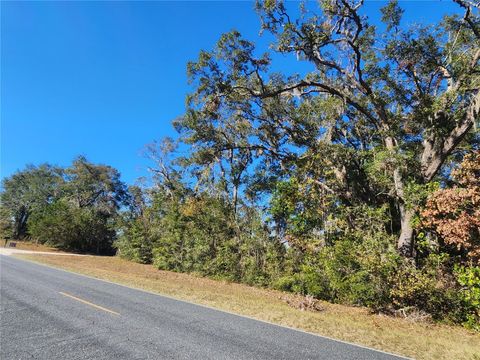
[181,0,479,256]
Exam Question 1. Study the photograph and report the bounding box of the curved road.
[0,255,408,360]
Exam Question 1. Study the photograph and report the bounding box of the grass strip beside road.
[15,253,480,360]
[4,241,60,252]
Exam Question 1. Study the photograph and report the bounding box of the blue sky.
[1,1,460,185]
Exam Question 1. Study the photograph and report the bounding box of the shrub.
[421,151,480,263]
[455,266,480,330]
[273,261,329,297]
[317,235,400,309]
[275,235,400,310]
[389,253,465,322]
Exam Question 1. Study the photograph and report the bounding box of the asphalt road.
[0,255,408,360]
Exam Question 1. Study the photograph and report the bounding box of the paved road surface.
[0,255,408,360]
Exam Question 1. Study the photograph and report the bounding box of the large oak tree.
[179,0,480,256]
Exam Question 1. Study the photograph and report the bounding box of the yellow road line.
[59,292,120,316]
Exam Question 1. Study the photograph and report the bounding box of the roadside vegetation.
[1,0,479,340]
[2,241,59,252]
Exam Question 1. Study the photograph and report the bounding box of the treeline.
[2,0,479,330]
[1,157,127,254]
[116,149,480,330]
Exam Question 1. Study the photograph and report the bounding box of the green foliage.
[115,217,154,264]
[29,200,116,255]
[389,253,464,321]
[63,156,127,215]
[273,258,330,299]
[2,157,127,254]
[150,192,283,285]
[114,186,156,263]
[404,181,440,211]
[455,266,480,330]
[380,0,404,31]
[275,234,400,310]
[0,206,14,241]
[0,164,63,239]
[275,236,479,327]
[319,235,400,309]
[112,179,285,287]
[270,177,327,241]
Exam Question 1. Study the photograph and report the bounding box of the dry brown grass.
[16,253,480,360]
[3,240,60,252]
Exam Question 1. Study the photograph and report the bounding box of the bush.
[148,192,286,286]
[455,266,480,330]
[318,235,399,309]
[273,261,329,297]
[275,235,400,310]
[389,254,464,322]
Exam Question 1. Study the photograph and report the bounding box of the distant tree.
[115,185,157,263]
[0,206,14,244]
[28,200,118,254]
[63,156,128,215]
[25,157,128,254]
[0,164,63,239]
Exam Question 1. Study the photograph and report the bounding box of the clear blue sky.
[1,1,460,185]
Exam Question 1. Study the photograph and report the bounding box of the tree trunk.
[232,183,238,216]
[392,167,414,257]
[421,93,479,182]
[384,135,415,256]
[397,203,414,257]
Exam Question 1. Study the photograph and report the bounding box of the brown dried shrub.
[422,151,480,262]
[280,294,325,312]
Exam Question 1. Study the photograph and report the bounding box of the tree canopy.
[1,157,128,254]
[179,0,479,257]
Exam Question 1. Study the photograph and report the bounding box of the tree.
[115,185,158,263]
[0,206,14,244]
[29,199,118,255]
[63,156,128,215]
[182,0,480,256]
[14,157,129,254]
[0,164,63,239]
[176,89,255,215]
